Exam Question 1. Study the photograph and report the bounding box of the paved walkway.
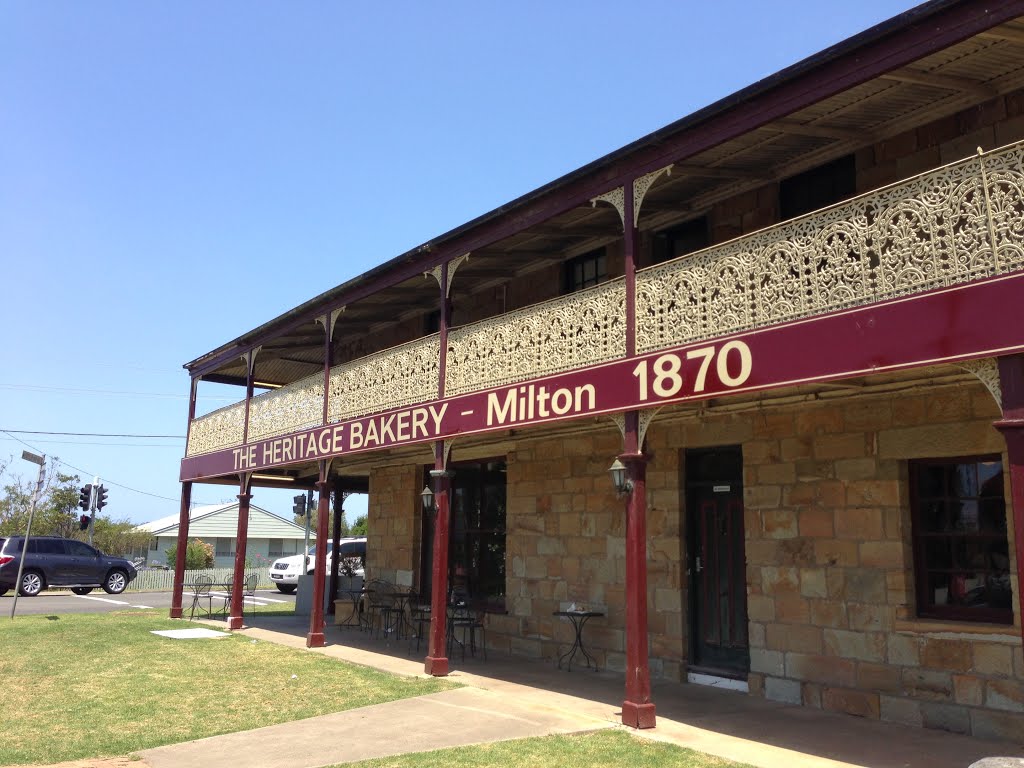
[137,615,1024,768]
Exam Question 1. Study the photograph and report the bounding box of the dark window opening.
[909,456,1012,624]
[563,248,607,293]
[420,459,506,610]
[779,155,855,220]
[424,310,441,334]
[653,217,709,264]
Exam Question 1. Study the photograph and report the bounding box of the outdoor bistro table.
[337,588,370,629]
[553,610,604,671]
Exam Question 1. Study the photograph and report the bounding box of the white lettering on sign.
[486,383,596,426]
[632,341,752,401]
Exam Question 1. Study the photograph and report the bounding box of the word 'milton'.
[487,383,596,426]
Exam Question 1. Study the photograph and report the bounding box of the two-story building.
[172,0,1024,740]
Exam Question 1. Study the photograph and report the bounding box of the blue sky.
[1,0,913,524]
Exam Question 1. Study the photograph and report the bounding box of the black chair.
[407,599,432,654]
[446,591,487,661]
[187,575,214,620]
[240,573,258,619]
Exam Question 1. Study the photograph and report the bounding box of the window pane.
[911,456,1012,623]
[953,500,979,532]
[952,463,977,497]
[916,464,948,498]
[919,501,950,533]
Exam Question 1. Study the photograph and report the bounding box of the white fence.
[127,567,271,593]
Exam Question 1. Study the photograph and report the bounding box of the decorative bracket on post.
[632,166,673,227]
[241,347,261,377]
[611,408,662,451]
[316,307,345,343]
[591,187,625,231]
[426,253,470,298]
[958,358,1003,414]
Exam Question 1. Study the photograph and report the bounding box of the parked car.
[268,537,365,594]
[0,536,138,597]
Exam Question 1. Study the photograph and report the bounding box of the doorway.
[685,446,749,677]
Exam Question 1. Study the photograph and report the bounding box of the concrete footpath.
[136,617,1024,768]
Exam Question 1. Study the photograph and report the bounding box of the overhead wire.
[0,429,213,506]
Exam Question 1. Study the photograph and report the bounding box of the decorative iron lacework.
[186,401,245,456]
[446,279,627,397]
[958,358,1003,412]
[636,141,1024,353]
[246,371,326,442]
[328,335,441,423]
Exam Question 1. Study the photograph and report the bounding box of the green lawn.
[338,730,753,768]
[0,611,453,765]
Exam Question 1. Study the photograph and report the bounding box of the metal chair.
[446,590,487,661]
[187,575,213,620]
[241,573,258,619]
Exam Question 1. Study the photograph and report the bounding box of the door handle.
[695,556,702,573]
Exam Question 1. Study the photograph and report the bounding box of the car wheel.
[275,584,296,594]
[102,570,128,595]
[71,587,94,595]
[19,570,44,597]
[0,587,8,597]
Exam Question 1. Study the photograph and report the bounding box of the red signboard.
[180,273,1024,481]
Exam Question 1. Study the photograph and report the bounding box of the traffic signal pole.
[11,451,46,620]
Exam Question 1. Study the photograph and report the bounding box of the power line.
[1,429,184,438]
[0,430,211,506]
[1,438,183,448]
[0,383,235,401]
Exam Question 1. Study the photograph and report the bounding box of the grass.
[0,610,454,765]
[334,730,754,768]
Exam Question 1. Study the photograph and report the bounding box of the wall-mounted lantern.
[609,458,633,497]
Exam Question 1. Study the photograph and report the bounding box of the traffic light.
[79,514,90,531]
[78,484,93,511]
[95,485,108,511]
[292,494,306,517]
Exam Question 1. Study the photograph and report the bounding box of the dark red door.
[686,447,749,675]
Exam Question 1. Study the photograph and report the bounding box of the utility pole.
[10,451,46,619]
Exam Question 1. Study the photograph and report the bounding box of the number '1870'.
[631,340,752,401]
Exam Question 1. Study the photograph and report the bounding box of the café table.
[337,588,371,629]
[552,609,604,671]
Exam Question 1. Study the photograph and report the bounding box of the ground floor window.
[215,537,233,558]
[268,538,284,557]
[421,459,506,609]
[909,456,1012,624]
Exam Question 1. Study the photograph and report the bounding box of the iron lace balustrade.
[445,279,628,397]
[186,400,245,457]
[636,141,1024,353]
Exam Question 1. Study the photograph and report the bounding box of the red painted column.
[169,481,192,619]
[425,448,451,675]
[425,259,453,675]
[308,476,331,647]
[994,354,1024,645]
[621,421,655,728]
[170,376,199,619]
[227,484,252,630]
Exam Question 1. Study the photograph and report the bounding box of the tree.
[165,538,215,570]
[350,515,367,536]
[92,517,152,558]
[0,460,80,538]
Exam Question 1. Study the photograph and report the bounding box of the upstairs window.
[563,248,607,293]
[909,456,1012,624]
[653,217,709,264]
[779,155,855,220]
[424,310,441,334]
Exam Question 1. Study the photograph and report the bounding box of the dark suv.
[0,536,138,597]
